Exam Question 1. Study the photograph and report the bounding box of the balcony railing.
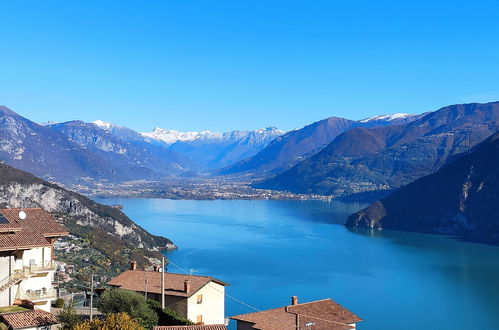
[16,288,57,301]
[28,260,57,272]
[0,261,57,292]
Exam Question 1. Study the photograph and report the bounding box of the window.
[196,315,203,324]
[197,294,203,304]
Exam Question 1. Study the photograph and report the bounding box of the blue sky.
[1,0,499,132]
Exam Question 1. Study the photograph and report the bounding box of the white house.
[0,208,69,312]
[108,263,228,325]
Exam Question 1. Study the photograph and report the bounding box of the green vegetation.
[97,289,158,329]
[56,221,164,289]
[74,312,143,330]
[147,300,194,326]
[58,302,83,330]
[54,298,65,308]
[0,305,28,314]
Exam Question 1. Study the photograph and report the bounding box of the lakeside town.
[0,207,362,329]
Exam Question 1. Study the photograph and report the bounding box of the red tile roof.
[108,270,227,298]
[0,208,69,251]
[230,299,362,330]
[153,325,227,330]
[1,310,59,329]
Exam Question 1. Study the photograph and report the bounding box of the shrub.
[97,289,158,328]
[54,298,65,308]
[74,312,143,330]
[58,302,83,330]
[147,300,194,326]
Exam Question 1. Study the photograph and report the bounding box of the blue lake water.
[96,198,499,330]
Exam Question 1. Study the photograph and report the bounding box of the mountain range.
[0,106,283,183]
[255,102,499,197]
[222,113,419,175]
[346,130,499,244]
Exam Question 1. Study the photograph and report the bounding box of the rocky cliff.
[0,162,173,275]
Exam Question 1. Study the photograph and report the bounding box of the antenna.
[19,211,27,220]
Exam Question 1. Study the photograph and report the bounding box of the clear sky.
[1,0,499,132]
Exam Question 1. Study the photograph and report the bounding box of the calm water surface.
[96,198,499,330]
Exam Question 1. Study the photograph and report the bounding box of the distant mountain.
[256,102,499,196]
[0,106,126,183]
[143,127,284,169]
[141,127,203,145]
[346,131,499,244]
[49,120,195,179]
[222,113,420,175]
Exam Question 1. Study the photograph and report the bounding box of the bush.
[97,289,158,328]
[58,302,83,330]
[147,300,194,326]
[54,298,65,308]
[74,312,143,330]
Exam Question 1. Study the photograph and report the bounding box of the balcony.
[27,260,57,272]
[17,288,57,301]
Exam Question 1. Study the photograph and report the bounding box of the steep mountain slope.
[0,161,172,274]
[49,120,194,178]
[222,114,420,175]
[146,127,284,169]
[0,106,121,183]
[346,131,499,244]
[257,102,499,196]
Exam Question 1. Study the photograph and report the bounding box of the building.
[0,309,60,329]
[153,325,227,330]
[0,208,69,312]
[230,296,362,330]
[108,263,227,325]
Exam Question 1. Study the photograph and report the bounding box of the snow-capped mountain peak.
[92,119,115,130]
[141,128,202,145]
[359,113,414,123]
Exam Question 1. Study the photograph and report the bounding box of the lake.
[96,198,499,330]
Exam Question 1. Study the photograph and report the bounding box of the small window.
[197,294,203,304]
[196,315,203,324]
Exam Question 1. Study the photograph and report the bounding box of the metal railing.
[0,260,56,291]
[17,288,57,301]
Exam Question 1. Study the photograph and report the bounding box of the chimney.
[153,265,159,272]
[291,296,298,305]
[130,260,137,271]
[184,280,190,293]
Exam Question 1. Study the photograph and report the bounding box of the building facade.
[108,265,227,325]
[0,208,68,312]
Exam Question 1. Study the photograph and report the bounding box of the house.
[0,309,59,329]
[230,296,362,330]
[153,325,227,330]
[0,208,69,312]
[108,263,227,325]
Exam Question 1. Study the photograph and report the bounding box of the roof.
[0,208,69,251]
[1,309,59,329]
[230,299,362,330]
[108,270,227,298]
[153,325,227,330]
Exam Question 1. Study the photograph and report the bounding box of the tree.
[147,300,194,326]
[58,301,83,330]
[74,312,143,330]
[97,289,158,328]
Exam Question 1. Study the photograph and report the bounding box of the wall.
[186,281,225,325]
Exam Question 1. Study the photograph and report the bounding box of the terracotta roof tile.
[0,208,69,251]
[108,270,227,298]
[153,325,227,330]
[230,299,361,330]
[1,310,59,329]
